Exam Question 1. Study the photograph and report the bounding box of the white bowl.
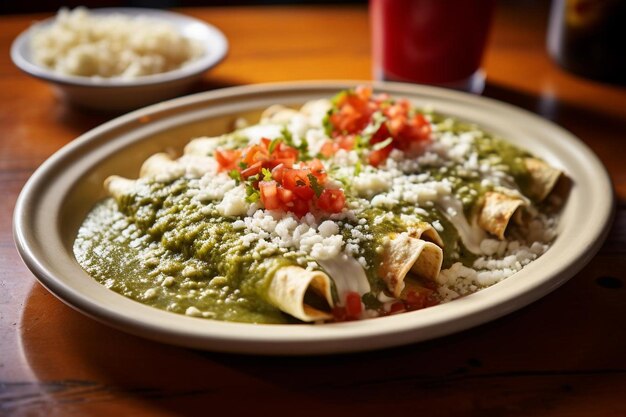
[10,8,228,112]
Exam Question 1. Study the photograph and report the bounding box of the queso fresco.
[74,87,564,324]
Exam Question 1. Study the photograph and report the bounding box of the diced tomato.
[332,306,347,322]
[273,143,299,162]
[320,141,337,158]
[216,135,346,217]
[345,292,363,319]
[353,85,371,99]
[259,181,280,210]
[240,161,262,179]
[336,134,356,151]
[389,301,405,315]
[271,165,286,182]
[316,189,345,213]
[281,169,309,190]
[326,86,432,167]
[242,144,267,166]
[371,122,391,143]
[277,187,294,204]
[217,138,300,174]
[271,157,295,169]
[214,148,241,171]
[261,159,343,216]
[368,145,393,167]
[291,198,310,217]
[305,159,327,182]
[330,91,373,134]
[293,185,314,200]
[404,289,439,311]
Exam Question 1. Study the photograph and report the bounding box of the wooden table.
[2,4,625,416]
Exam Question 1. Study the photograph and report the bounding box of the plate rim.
[13,80,615,355]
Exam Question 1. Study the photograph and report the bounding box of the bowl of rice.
[10,7,228,111]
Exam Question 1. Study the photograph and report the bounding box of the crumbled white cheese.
[196,174,236,202]
[178,154,218,178]
[216,185,249,216]
[318,220,339,237]
[352,170,392,197]
[185,306,203,317]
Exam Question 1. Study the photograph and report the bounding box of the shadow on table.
[50,76,241,135]
[15,238,626,416]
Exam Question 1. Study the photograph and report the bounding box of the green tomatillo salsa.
[74,86,563,324]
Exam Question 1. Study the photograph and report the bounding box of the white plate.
[11,8,228,111]
[13,81,613,355]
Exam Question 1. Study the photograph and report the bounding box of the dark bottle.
[548,0,626,84]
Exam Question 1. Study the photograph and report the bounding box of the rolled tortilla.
[139,152,184,181]
[478,191,526,240]
[104,175,136,199]
[408,222,444,248]
[184,136,223,156]
[379,233,443,297]
[140,152,217,181]
[524,158,562,201]
[260,105,300,124]
[267,266,335,322]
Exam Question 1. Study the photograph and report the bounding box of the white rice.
[31,7,203,78]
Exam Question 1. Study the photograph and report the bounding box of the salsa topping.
[216,137,346,217]
[323,85,432,166]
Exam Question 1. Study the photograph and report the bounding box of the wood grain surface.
[1,3,625,417]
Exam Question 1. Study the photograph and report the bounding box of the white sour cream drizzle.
[318,253,371,300]
[437,195,485,254]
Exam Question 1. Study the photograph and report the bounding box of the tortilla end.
[479,191,525,240]
[409,223,444,248]
[104,175,135,199]
[524,158,563,201]
[260,105,299,124]
[409,242,444,281]
[268,266,334,322]
[381,234,444,297]
[139,152,175,178]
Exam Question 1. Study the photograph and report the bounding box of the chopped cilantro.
[282,127,311,160]
[281,127,294,145]
[307,173,324,197]
[330,90,348,106]
[322,110,334,137]
[261,168,273,181]
[245,184,260,202]
[360,111,386,145]
[354,159,362,176]
[228,169,242,184]
[268,138,282,154]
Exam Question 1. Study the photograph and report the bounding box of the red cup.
[371,0,495,92]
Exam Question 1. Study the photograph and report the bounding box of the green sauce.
[74,108,540,324]
[75,194,296,324]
